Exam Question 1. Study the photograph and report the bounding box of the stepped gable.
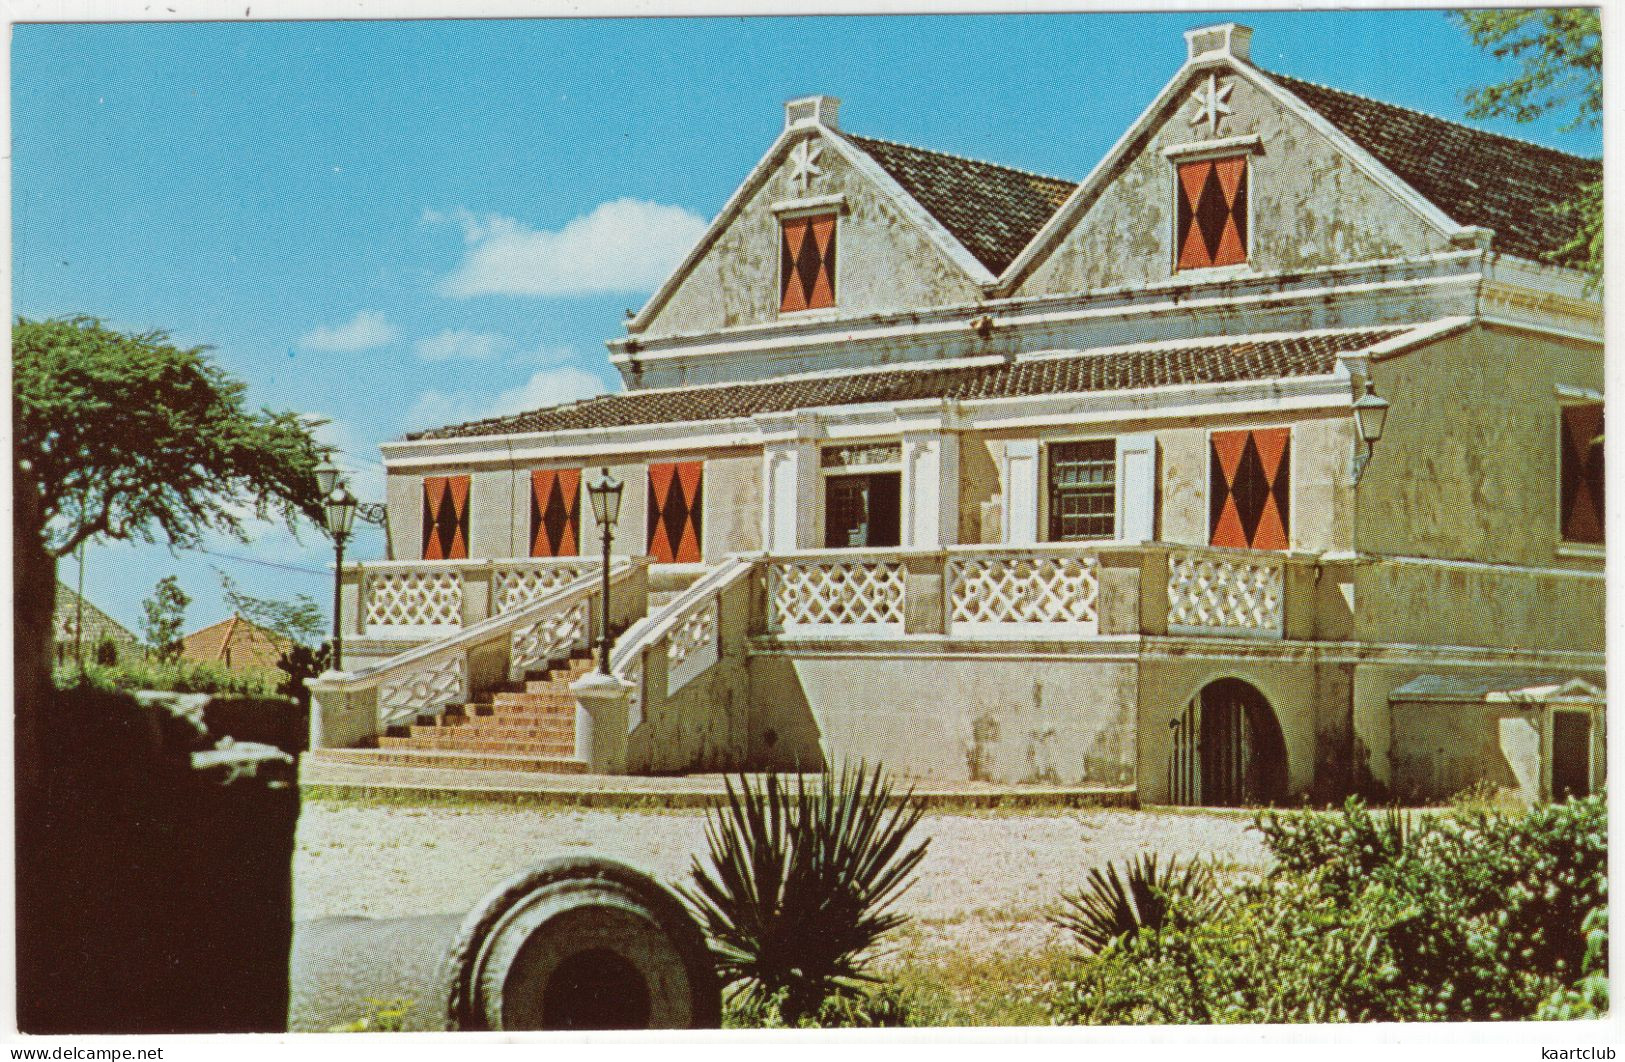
[1269,71,1600,264]
[842,132,1077,275]
[409,327,1406,440]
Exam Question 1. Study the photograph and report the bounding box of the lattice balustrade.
[494,563,591,614]
[666,598,719,694]
[948,553,1100,630]
[771,561,905,629]
[1166,551,1284,635]
[510,600,591,676]
[365,569,463,629]
[378,653,466,726]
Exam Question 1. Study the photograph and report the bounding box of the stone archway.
[1169,678,1289,806]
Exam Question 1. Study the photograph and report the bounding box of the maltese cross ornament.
[789,139,824,192]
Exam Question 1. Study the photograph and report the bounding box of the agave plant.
[679,763,930,1023]
[1049,852,1218,953]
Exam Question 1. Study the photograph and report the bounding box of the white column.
[902,430,959,548]
[758,412,821,552]
[1003,439,1040,545]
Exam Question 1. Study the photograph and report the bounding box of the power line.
[190,546,330,578]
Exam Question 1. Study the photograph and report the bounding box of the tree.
[218,572,324,646]
[1453,9,1602,278]
[14,316,327,786]
[140,576,190,663]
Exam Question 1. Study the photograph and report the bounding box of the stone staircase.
[313,653,599,775]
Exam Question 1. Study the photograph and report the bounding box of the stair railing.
[608,554,757,735]
[310,557,649,750]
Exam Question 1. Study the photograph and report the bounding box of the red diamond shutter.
[422,475,471,560]
[1209,428,1290,550]
[530,468,582,557]
[647,462,704,563]
[1561,404,1604,545]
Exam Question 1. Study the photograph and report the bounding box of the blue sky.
[14,9,1603,637]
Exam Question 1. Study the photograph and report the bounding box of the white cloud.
[433,199,707,297]
[412,329,508,362]
[297,311,398,352]
[403,366,609,433]
[309,416,388,505]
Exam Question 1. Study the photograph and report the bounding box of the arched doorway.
[1168,678,1288,806]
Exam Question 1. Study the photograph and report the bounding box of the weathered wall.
[641,130,984,339]
[1353,560,1604,653]
[626,574,755,773]
[746,646,1138,787]
[703,453,764,558]
[1389,700,1541,803]
[1017,69,1450,296]
[1358,324,1605,567]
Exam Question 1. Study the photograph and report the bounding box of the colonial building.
[310,23,1604,805]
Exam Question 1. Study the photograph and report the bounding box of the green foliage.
[1452,9,1601,279]
[725,983,915,1029]
[56,655,277,696]
[140,575,190,663]
[277,640,333,709]
[680,764,930,1024]
[13,316,327,562]
[1536,907,1609,1020]
[1055,794,1607,1024]
[219,572,324,646]
[1454,9,1600,132]
[93,635,120,667]
[1049,853,1219,953]
[328,997,415,1033]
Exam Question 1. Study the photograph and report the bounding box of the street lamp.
[322,482,358,670]
[586,467,625,676]
[1351,377,1391,485]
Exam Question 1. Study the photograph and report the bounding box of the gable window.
[529,468,581,557]
[1175,155,1249,270]
[780,213,837,312]
[1048,440,1117,540]
[1209,427,1289,550]
[1560,402,1604,546]
[421,475,471,560]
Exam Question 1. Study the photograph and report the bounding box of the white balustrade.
[365,567,463,629]
[494,562,591,614]
[947,550,1100,635]
[666,598,719,695]
[510,599,592,678]
[770,558,905,632]
[378,653,466,728]
[1166,549,1285,636]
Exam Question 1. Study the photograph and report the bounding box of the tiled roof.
[410,328,1407,440]
[181,615,291,673]
[1270,72,1600,265]
[842,132,1077,275]
[53,582,139,650]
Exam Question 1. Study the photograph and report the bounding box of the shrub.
[1055,794,1607,1024]
[56,656,278,697]
[681,764,930,1024]
[1536,907,1609,1019]
[1049,853,1219,953]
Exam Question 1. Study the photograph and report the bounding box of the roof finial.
[785,95,841,131]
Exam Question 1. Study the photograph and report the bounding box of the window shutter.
[1116,433,1157,543]
[1003,439,1040,545]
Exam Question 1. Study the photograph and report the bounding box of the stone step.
[311,747,590,775]
[378,734,578,757]
[410,718,575,740]
[491,690,577,709]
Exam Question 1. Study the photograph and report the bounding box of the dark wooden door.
[1551,711,1593,801]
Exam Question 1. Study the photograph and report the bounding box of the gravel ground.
[294,800,1270,957]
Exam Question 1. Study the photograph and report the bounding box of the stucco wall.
[1358,324,1605,567]
[1017,69,1450,296]
[746,647,1138,787]
[703,453,764,558]
[641,130,984,339]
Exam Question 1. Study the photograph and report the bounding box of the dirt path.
[294,800,1269,957]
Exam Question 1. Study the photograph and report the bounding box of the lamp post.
[1350,377,1391,485]
[317,461,359,670]
[586,467,625,676]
